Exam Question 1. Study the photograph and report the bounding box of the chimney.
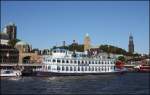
[73,40,75,43]
[63,41,66,46]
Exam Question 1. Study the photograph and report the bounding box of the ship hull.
[34,71,126,77]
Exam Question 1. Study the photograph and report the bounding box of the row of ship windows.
[44,59,114,64]
[44,66,115,71]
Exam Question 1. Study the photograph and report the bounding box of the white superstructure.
[35,49,122,76]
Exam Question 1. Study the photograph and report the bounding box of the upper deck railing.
[0,63,43,66]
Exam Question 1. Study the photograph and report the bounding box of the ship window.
[92,61,94,64]
[89,61,91,64]
[62,66,64,71]
[48,66,51,70]
[92,67,94,71]
[70,67,73,71]
[102,67,103,71]
[70,60,73,63]
[66,66,68,71]
[53,59,56,62]
[74,67,76,71]
[85,61,87,64]
[99,61,100,64]
[82,61,84,64]
[85,67,87,71]
[74,60,77,63]
[78,61,80,64]
[66,60,69,63]
[81,67,84,71]
[57,60,60,63]
[78,67,80,71]
[57,66,60,70]
[99,67,101,71]
[62,60,65,63]
[96,67,98,71]
[102,62,103,64]
[89,67,91,71]
[53,50,56,53]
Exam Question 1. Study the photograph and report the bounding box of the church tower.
[84,33,91,51]
[128,33,134,53]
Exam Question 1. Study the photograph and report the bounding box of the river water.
[1,73,149,94]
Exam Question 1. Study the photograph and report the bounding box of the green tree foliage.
[99,45,127,55]
[8,39,20,47]
[68,44,84,52]
[118,56,126,62]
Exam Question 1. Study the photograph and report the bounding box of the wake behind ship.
[34,49,126,76]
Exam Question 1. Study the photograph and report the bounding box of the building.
[84,33,91,51]
[15,41,32,53]
[5,22,17,40]
[15,41,42,63]
[0,23,19,63]
[0,44,19,63]
[128,33,134,53]
[0,32,9,45]
[0,22,17,45]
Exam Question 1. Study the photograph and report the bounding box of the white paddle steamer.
[35,49,125,76]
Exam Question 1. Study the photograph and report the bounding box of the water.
[1,73,150,94]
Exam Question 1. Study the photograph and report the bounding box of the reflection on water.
[1,73,150,94]
[8,77,22,81]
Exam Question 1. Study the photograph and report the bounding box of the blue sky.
[1,1,149,54]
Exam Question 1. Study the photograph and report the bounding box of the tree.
[118,56,126,62]
[8,39,20,47]
[99,44,127,55]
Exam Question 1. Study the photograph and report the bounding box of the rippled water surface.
[1,73,150,94]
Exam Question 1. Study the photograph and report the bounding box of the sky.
[1,1,149,54]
